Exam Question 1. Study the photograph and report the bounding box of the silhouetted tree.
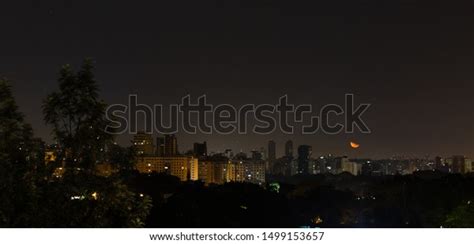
[39,60,152,227]
[0,78,39,226]
[43,59,112,171]
[108,144,137,172]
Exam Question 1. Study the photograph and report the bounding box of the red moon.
[350,142,360,149]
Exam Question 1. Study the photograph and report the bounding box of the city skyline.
[124,131,473,184]
[129,132,472,164]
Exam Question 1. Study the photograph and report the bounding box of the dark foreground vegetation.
[126,171,474,228]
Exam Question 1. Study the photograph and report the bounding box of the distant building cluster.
[266,140,473,177]
[132,133,178,156]
[270,143,363,176]
[132,132,266,185]
[43,132,473,182]
[130,134,366,183]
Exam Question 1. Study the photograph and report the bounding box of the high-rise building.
[341,158,362,175]
[164,134,178,156]
[316,156,329,174]
[230,160,266,185]
[268,140,276,161]
[331,156,347,174]
[132,132,154,156]
[198,157,231,185]
[290,158,299,176]
[308,159,323,175]
[285,140,293,158]
[267,140,276,172]
[260,147,267,160]
[156,137,165,156]
[297,145,312,174]
[136,156,198,181]
[272,157,293,176]
[193,141,207,157]
[446,155,472,174]
[196,157,266,185]
[435,156,450,173]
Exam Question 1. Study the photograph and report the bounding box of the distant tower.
[285,140,293,158]
[156,137,165,156]
[297,145,312,174]
[260,147,267,160]
[268,140,276,173]
[193,141,207,157]
[449,155,472,174]
[164,134,178,156]
[268,140,276,161]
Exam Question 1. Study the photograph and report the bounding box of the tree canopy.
[0,60,151,227]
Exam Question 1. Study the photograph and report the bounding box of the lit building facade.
[446,156,472,174]
[198,159,266,185]
[198,159,231,185]
[132,132,154,156]
[342,160,362,176]
[230,160,266,185]
[136,156,198,181]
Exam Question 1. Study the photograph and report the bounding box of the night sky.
[1,0,473,158]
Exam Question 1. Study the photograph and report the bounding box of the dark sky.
[1,0,473,158]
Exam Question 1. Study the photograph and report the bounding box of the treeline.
[128,172,474,228]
